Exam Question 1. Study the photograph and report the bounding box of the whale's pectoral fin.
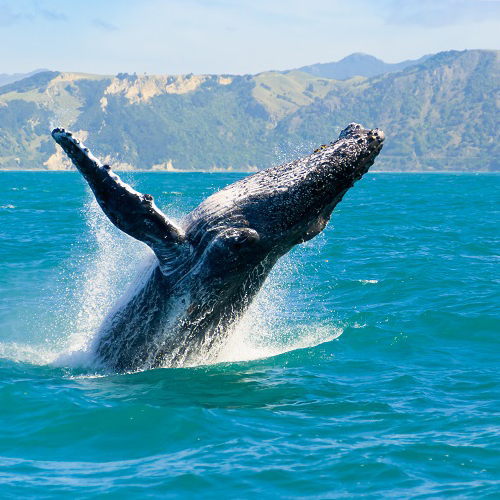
[52,128,190,272]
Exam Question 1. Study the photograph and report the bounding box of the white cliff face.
[102,74,234,106]
[45,73,113,128]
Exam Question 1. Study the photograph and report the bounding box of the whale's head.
[241,123,385,251]
[183,123,384,281]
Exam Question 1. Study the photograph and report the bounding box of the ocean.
[0,171,499,498]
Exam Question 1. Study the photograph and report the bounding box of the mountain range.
[296,53,432,80]
[0,69,49,88]
[0,50,498,172]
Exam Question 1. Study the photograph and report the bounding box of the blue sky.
[1,0,499,74]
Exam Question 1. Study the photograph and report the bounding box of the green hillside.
[281,50,500,171]
[0,50,498,171]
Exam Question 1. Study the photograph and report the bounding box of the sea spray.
[2,179,340,372]
[61,203,338,371]
[214,232,343,365]
[54,198,150,368]
[62,204,340,370]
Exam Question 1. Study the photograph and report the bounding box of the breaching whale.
[52,123,384,372]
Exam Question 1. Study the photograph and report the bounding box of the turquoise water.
[0,172,499,498]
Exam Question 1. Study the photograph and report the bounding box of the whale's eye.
[223,228,260,251]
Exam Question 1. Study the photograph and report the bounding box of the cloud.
[0,3,31,26]
[0,2,66,26]
[382,0,500,27]
[92,18,118,31]
[1,0,498,75]
[40,9,67,22]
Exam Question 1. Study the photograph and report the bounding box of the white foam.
[0,341,60,366]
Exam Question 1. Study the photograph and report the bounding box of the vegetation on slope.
[0,50,498,171]
[280,50,500,171]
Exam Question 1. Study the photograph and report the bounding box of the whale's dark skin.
[52,123,384,372]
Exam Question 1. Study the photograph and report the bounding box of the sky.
[0,0,499,75]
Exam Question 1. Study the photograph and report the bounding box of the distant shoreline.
[1,169,499,175]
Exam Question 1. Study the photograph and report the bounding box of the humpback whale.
[52,123,384,372]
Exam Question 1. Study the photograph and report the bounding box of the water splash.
[53,198,151,367]
[3,192,340,372]
[212,236,342,365]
